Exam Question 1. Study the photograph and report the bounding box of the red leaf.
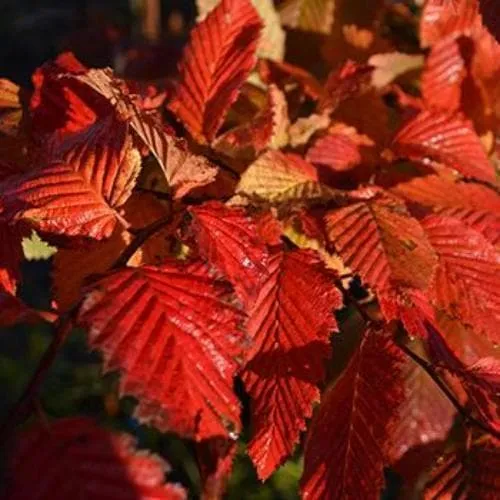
[421,37,466,112]
[242,249,342,479]
[189,201,268,309]
[424,436,500,499]
[420,0,480,48]
[391,109,495,183]
[422,215,500,344]
[318,61,374,113]
[306,124,373,172]
[301,328,405,500]
[6,417,186,500]
[195,439,237,499]
[30,55,112,145]
[385,358,455,465]
[480,0,500,42]
[77,260,245,440]
[325,195,438,294]
[70,68,219,198]
[391,172,500,245]
[168,0,262,143]
[213,84,289,154]
[1,164,125,240]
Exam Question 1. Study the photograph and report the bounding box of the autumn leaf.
[189,201,268,309]
[242,249,343,479]
[325,194,438,294]
[391,109,496,184]
[391,172,500,245]
[197,0,286,62]
[168,0,263,143]
[422,215,500,344]
[420,0,480,48]
[301,328,404,500]
[237,151,331,203]
[385,357,455,465]
[213,84,289,156]
[424,435,500,499]
[0,163,129,240]
[279,0,336,35]
[78,260,246,440]
[369,52,424,89]
[6,417,186,499]
[421,37,466,112]
[306,123,374,172]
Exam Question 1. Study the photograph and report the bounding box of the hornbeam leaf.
[325,194,438,294]
[391,110,496,184]
[168,0,263,143]
[422,215,500,344]
[420,0,480,48]
[301,328,404,500]
[78,260,246,440]
[1,164,127,240]
[242,249,343,479]
[237,151,331,203]
[189,201,268,308]
[424,436,500,499]
[197,0,286,62]
[279,0,336,35]
[421,37,466,112]
[6,417,186,499]
[391,172,500,245]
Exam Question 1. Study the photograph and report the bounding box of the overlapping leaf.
[0,223,22,294]
[242,249,342,479]
[385,358,455,465]
[168,0,262,143]
[306,123,373,172]
[391,172,500,245]
[189,201,268,308]
[74,68,219,198]
[422,215,500,343]
[301,328,404,500]
[197,0,285,62]
[213,84,289,155]
[6,417,186,499]
[391,110,495,184]
[0,164,126,240]
[279,0,336,35]
[369,52,424,89]
[424,436,500,499]
[420,0,480,48]
[325,194,438,294]
[78,260,245,440]
[237,151,329,202]
[421,37,466,112]
[53,193,172,311]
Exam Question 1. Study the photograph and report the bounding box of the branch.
[1,212,177,436]
[112,213,174,269]
[336,278,500,441]
[0,314,74,438]
[396,339,500,441]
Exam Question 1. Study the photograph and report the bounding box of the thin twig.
[112,213,174,269]
[1,211,176,436]
[0,314,73,437]
[396,339,500,441]
[337,279,500,441]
